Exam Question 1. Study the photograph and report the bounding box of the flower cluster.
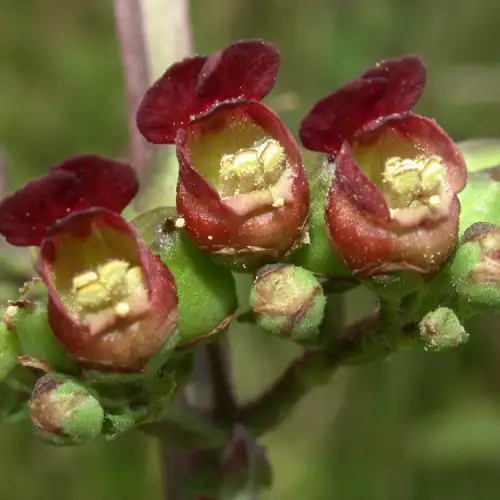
[0,39,481,448]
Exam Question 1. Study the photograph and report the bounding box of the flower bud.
[29,374,104,445]
[419,307,468,350]
[249,264,326,343]
[0,309,19,381]
[449,222,500,313]
[37,208,179,372]
[132,207,237,346]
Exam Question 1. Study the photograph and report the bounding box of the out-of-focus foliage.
[2,0,500,499]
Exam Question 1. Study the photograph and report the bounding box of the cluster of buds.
[0,39,493,450]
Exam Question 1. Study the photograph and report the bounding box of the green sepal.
[419,307,469,351]
[458,170,500,235]
[13,305,77,373]
[458,138,500,173]
[144,328,181,378]
[0,315,20,381]
[286,161,354,282]
[132,207,238,345]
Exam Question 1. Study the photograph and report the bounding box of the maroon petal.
[53,155,139,214]
[326,181,460,278]
[326,117,464,278]
[0,155,138,247]
[196,40,280,104]
[0,170,83,246]
[300,55,427,155]
[361,55,427,117]
[333,143,390,220]
[176,101,309,260]
[299,78,389,154]
[136,55,208,144]
[39,208,178,372]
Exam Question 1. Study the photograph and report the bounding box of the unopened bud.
[249,264,326,343]
[419,307,469,350]
[449,222,500,313]
[29,374,104,445]
[0,312,19,381]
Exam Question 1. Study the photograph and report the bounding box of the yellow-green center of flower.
[218,138,286,205]
[71,259,147,319]
[382,154,446,215]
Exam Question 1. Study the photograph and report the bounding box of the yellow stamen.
[382,154,446,213]
[71,271,99,292]
[219,138,287,197]
[71,260,147,318]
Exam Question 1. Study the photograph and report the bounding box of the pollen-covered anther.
[382,154,446,215]
[219,138,286,198]
[71,260,147,316]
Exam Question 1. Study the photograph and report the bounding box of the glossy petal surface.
[0,155,138,247]
[300,56,427,154]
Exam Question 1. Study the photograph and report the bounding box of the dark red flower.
[299,55,426,155]
[38,208,178,372]
[136,40,308,263]
[0,155,138,247]
[136,40,280,144]
[326,113,467,277]
[176,100,309,263]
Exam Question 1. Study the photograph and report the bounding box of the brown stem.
[236,314,417,438]
[113,0,151,171]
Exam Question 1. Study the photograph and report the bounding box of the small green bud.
[249,264,326,343]
[132,208,237,346]
[449,222,500,313]
[419,307,469,350]
[0,309,19,381]
[29,374,104,446]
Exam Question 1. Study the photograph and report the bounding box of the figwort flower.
[38,208,178,372]
[0,155,178,371]
[137,40,309,266]
[299,56,467,277]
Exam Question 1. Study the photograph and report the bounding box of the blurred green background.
[2,0,500,499]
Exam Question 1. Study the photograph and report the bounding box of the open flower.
[38,208,178,371]
[0,155,138,246]
[136,40,309,265]
[0,154,178,371]
[299,57,467,277]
